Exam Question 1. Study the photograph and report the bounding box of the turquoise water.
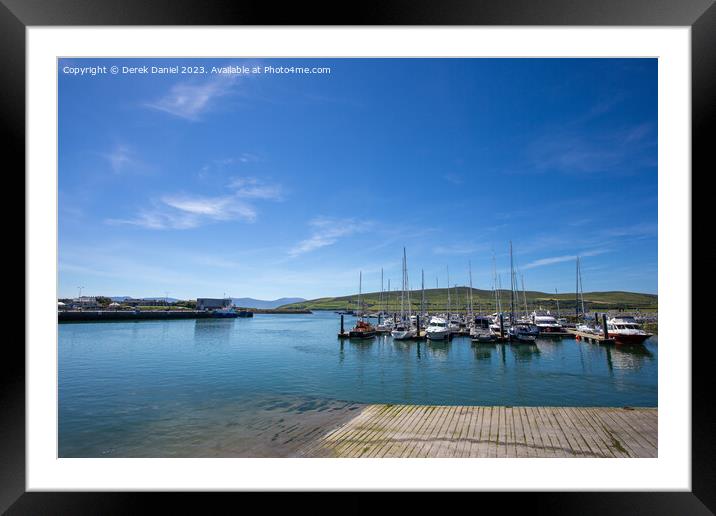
[58,311,657,457]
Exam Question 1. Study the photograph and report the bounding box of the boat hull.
[212,312,239,318]
[472,335,496,343]
[611,333,652,345]
[537,326,563,333]
[510,335,537,343]
[426,330,450,340]
[349,331,376,339]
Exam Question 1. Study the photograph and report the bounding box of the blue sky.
[58,58,657,300]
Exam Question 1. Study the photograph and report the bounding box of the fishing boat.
[212,304,239,318]
[349,272,376,339]
[606,316,652,345]
[426,316,450,340]
[349,319,377,339]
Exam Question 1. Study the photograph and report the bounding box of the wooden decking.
[297,405,657,458]
[566,328,615,344]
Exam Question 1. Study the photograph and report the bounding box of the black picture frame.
[4,0,713,512]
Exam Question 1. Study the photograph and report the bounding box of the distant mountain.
[110,296,180,302]
[232,297,306,309]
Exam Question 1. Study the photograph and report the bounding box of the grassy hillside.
[278,288,657,312]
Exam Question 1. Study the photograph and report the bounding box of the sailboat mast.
[492,252,501,314]
[446,266,451,317]
[404,247,411,319]
[497,274,503,313]
[359,271,363,321]
[575,257,580,320]
[380,268,384,315]
[386,279,390,315]
[400,249,405,320]
[579,258,586,317]
[421,269,425,315]
[509,241,515,324]
[555,288,561,318]
[455,284,460,315]
[468,261,474,318]
[521,273,528,317]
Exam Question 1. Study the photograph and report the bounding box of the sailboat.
[392,248,417,340]
[507,243,539,343]
[574,256,595,333]
[427,267,451,340]
[469,261,494,342]
[348,271,377,339]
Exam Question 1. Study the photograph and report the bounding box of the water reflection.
[605,343,654,371]
[426,340,451,358]
[471,343,495,361]
[193,318,234,343]
[510,343,541,362]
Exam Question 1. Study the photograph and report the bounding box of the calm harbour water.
[59,311,657,457]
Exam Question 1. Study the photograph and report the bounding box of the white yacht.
[426,316,450,340]
[531,311,564,334]
[606,316,652,345]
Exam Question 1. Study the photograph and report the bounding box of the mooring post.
[499,313,504,339]
[416,314,420,336]
[340,314,344,334]
[602,313,608,340]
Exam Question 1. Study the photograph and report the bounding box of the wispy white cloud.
[288,217,372,257]
[107,192,258,230]
[146,75,237,120]
[228,177,284,200]
[623,122,652,143]
[522,249,610,270]
[433,243,488,255]
[162,194,257,221]
[101,144,135,173]
[601,223,656,238]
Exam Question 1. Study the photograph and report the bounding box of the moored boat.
[426,316,450,340]
[531,311,564,333]
[606,316,652,344]
[349,271,376,339]
[349,319,377,339]
[391,323,416,340]
[509,323,539,342]
[212,305,239,318]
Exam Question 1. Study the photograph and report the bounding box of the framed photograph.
[6,0,714,511]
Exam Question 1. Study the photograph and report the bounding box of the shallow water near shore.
[59,311,657,457]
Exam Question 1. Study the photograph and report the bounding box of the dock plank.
[301,405,657,458]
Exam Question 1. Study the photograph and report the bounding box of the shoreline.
[58,308,311,323]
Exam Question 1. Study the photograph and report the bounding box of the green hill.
[278,288,657,312]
